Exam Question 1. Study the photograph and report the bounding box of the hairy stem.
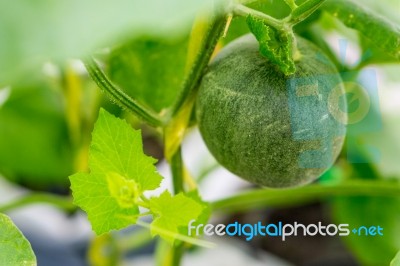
[286,0,327,25]
[84,57,164,127]
[283,0,298,10]
[156,6,230,266]
[167,147,185,265]
[171,147,184,194]
[212,180,400,213]
[0,193,76,213]
[169,13,228,117]
[233,4,284,30]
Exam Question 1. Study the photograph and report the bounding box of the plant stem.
[117,228,153,253]
[156,6,230,266]
[169,14,228,117]
[0,193,76,213]
[171,147,184,194]
[168,147,185,265]
[136,200,150,209]
[283,0,298,10]
[84,57,164,127]
[160,5,231,266]
[196,163,219,183]
[233,4,284,30]
[286,0,327,26]
[212,180,400,213]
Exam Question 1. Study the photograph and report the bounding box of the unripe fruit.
[196,34,347,188]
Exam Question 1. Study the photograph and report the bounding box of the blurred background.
[0,0,399,265]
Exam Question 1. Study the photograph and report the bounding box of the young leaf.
[246,15,296,75]
[323,0,400,60]
[0,80,74,189]
[70,108,163,234]
[149,190,204,243]
[0,213,36,266]
[186,190,212,229]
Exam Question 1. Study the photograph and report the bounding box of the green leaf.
[359,35,399,65]
[392,251,400,266]
[149,190,204,243]
[332,196,400,265]
[107,35,189,113]
[0,0,218,83]
[354,0,400,25]
[70,108,163,234]
[246,15,296,75]
[186,190,212,230]
[323,0,400,60]
[350,113,400,178]
[0,213,36,266]
[0,80,74,189]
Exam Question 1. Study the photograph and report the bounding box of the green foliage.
[0,79,74,189]
[323,0,400,60]
[149,191,204,243]
[248,0,291,19]
[222,0,291,46]
[107,35,189,113]
[0,213,36,266]
[70,109,162,234]
[70,109,210,244]
[332,196,400,265]
[1,1,400,265]
[350,111,400,178]
[246,15,296,75]
[329,108,400,265]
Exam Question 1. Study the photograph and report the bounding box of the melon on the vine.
[196,34,347,188]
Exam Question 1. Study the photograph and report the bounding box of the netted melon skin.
[196,34,347,188]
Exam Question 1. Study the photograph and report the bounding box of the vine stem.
[169,12,229,118]
[232,4,284,30]
[171,147,184,194]
[285,0,327,26]
[169,140,185,266]
[0,193,76,213]
[84,57,164,127]
[212,180,400,213]
[136,200,150,209]
[232,0,329,64]
[161,7,229,264]
[283,0,298,11]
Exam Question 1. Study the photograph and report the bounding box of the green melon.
[196,34,347,188]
